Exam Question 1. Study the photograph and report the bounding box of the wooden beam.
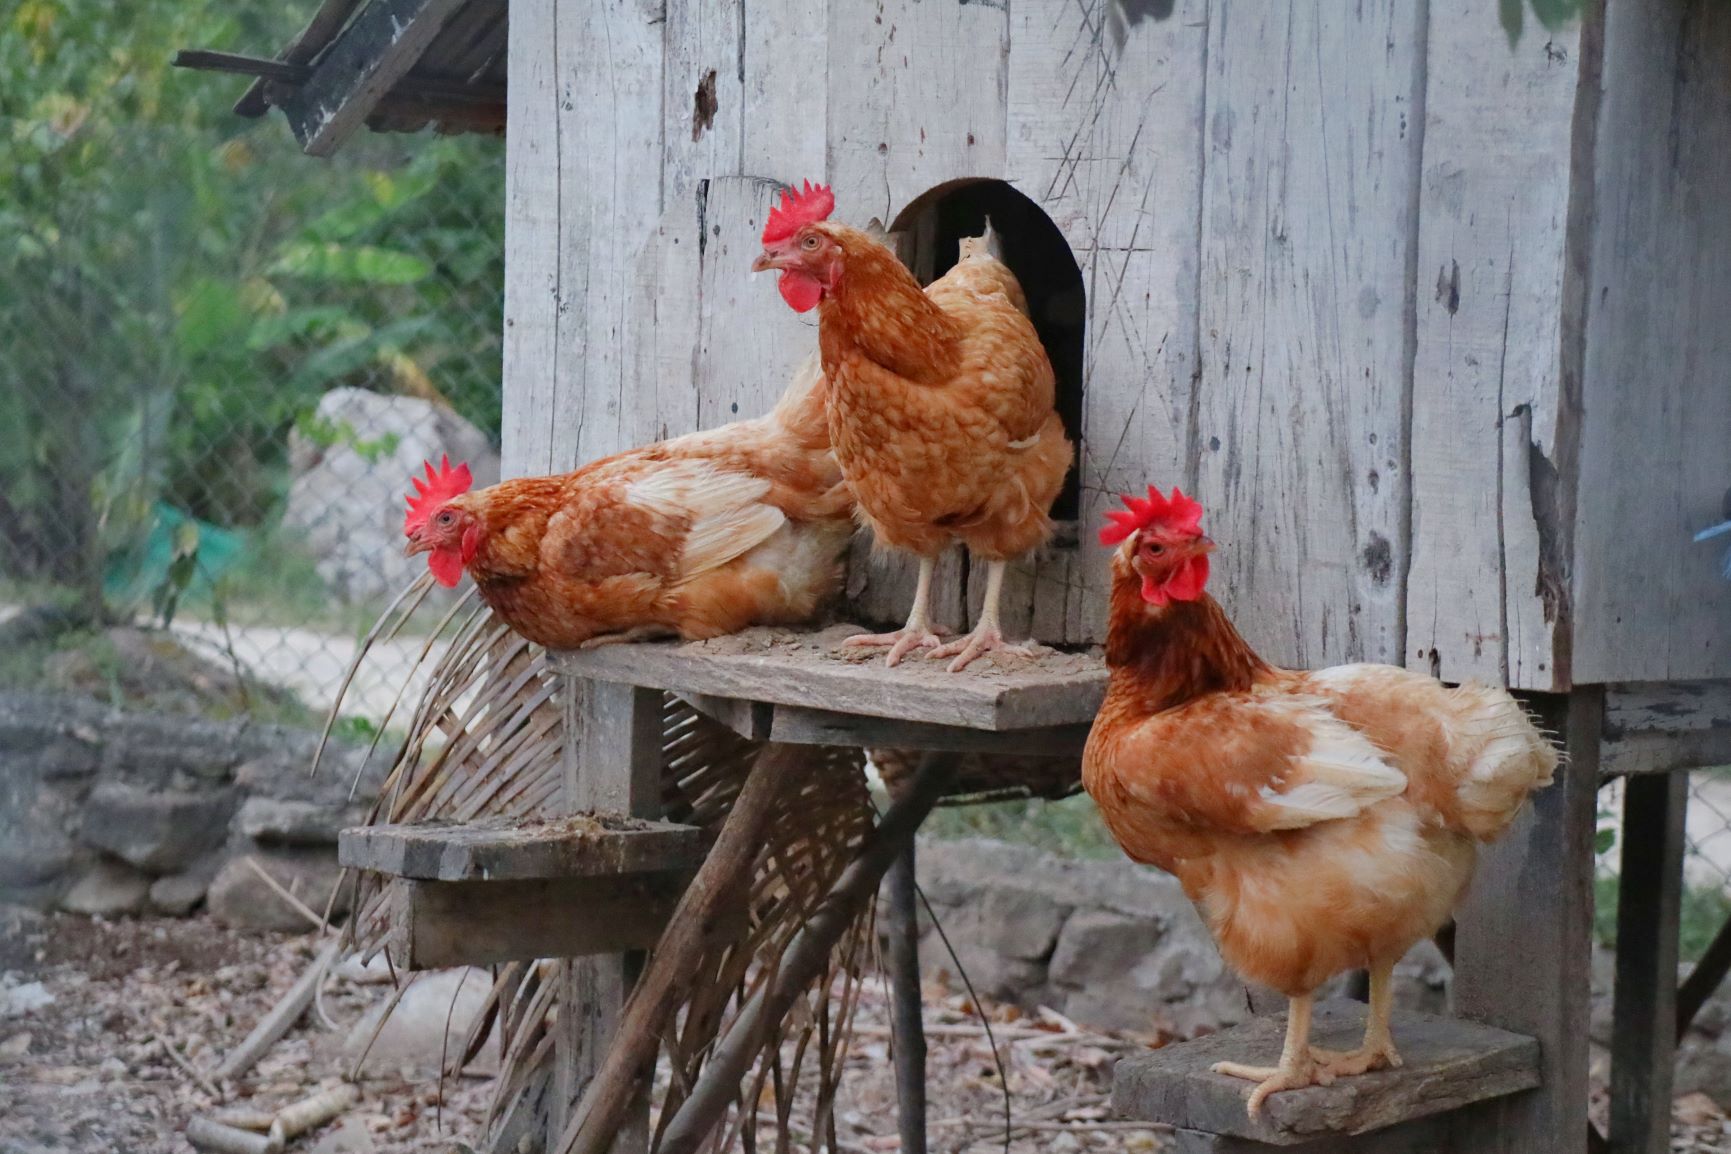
[885,841,928,1154]
[387,873,694,970]
[1602,679,1731,776]
[174,49,506,109]
[233,0,364,117]
[553,626,1107,732]
[1608,772,1686,1154]
[1112,1001,1540,1146]
[339,814,709,881]
[279,0,470,157]
[1451,687,1601,1154]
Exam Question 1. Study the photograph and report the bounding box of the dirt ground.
[3,910,1730,1154]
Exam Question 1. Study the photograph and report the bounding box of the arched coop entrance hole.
[888,180,1085,525]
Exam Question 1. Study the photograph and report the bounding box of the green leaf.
[1595,827,1617,855]
[1527,0,1582,33]
[1499,0,1524,45]
[245,305,363,352]
[268,242,432,286]
[175,276,254,359]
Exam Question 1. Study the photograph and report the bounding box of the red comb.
[762,180,835,244]
[1099,485,1205,546]
[404,455,473,535]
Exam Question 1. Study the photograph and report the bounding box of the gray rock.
[343,967,498,1077]
[80,782,235,873]
[282,387,499,603]
[235,797,365,846]
[60,858,151,917]
[1048,909,1164,988]
[148,856,223,916]
[207,851,352,932]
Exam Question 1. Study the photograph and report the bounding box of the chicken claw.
[1210,1058,1334,1119]
[842,627,948,667]
[927,624,1038,673]
[1308,1040,1402,1080]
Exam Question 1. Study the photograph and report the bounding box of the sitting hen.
[753,182,1072,671]
[1082,486,1557,1116]
[402,357,854,649]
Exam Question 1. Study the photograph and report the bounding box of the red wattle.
[429,549,465,588]
[778,270,824,312]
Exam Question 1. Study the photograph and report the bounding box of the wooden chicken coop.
[180,0,1731,1152]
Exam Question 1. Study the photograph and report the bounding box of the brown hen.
[753,183,1072,671]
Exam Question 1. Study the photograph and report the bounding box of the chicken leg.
[842,556,948,666]
[1211,994,1335,1118]
[928,559,1038,673]
[1309,959,1403,1078]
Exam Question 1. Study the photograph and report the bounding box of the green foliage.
[1500,0,1587,46]
[0,0,501,623]
[922,792,1125,861]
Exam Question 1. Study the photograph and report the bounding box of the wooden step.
[1112,1001,1540,1149]
[339,815,716,970]
[555,623,1107,733]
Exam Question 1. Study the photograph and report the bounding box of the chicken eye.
[1143,542,1165,556]
[437,511,454,525]
[800,234,821,251]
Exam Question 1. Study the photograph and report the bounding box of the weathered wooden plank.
[1003,0,1208,646]
[740,0,827,179]
[388,873,691,970]
[1602,679,1731,776]
[1112,1000,1540,1145]
[825,0,1007,227]
[503,0,665,475]
[338,814,710,881]
[1405,9,1588,691]
[1451,687,1600,1154]
[1572,0,1731,684]
[1192,2,1422,672]
[279,0,468,156]
[553,680,663,1153]
[1608,772,1685,1154]
[500,0,562,479]
[767,705,1090,757]
[663,0,744,206]
[552,625,1108,732]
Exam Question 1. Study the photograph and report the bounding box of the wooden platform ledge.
[1112,1001,1540,1149]
[339,815,715,970]
[554,624,1108,733]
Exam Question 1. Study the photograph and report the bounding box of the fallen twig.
[160,1036,222,1101]
[215,939,342,1083]
[241,856,330,934]
[211,1108,277,1133]
[185,1116,282,1154]
[271,1082,361,1143]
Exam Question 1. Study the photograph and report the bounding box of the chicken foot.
[1211,994,1335,1118]
[842,556,949,666]
[1308,959,1403,1078]
[928,559,1038,673]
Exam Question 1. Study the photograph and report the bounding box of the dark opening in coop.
[889,180,1086,526]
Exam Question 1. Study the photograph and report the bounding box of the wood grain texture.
[1451,687,1600,1154]
[390,873,691,970]
[1405,9,1588,691]
[1571,0,1731,684]
[1607,772,1685,1154]
[740,0,827,179]
[1112,1000,1540,1145]
[1603,679,1731,776]
[552,625,1107,731]
[338,814,710,881]
[663,0,744,207]
[1194,2,1423,672]
[1001,0,1209,646]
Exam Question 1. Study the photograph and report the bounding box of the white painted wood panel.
[1193,1,1424,671]
[1405,9,1584,690]
[741,0,828,180]
[1001,0,1210,644]
[663,0,745,206]
[500,0,561,478]
[1572,0,1731,683]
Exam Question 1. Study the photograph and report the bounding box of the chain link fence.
[2,2,501,734]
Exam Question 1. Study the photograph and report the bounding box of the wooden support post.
[1451,687,1601,1154]
[551,680,662,1154]
[885,840,928,1154]
[1608,771,1686,1154]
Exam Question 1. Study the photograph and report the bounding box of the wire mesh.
[1,8,501,734]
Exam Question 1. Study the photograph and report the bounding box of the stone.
[60,858,151,917]
[80,782,235,873]
[207,851,353,933]
[343,967,499,1077]
[281,387,499,603]
[235,797,365,846]
[148,856,224,917]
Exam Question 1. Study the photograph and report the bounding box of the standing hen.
[1082,485,1558,1116]
[752,182,1073,671]
[402,356,854,649]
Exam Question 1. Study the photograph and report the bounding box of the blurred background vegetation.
[0,0,502,642]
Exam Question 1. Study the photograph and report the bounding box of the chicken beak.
[404,534,429,558]
[751,250,779,273]
[1196,537,1217,555]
